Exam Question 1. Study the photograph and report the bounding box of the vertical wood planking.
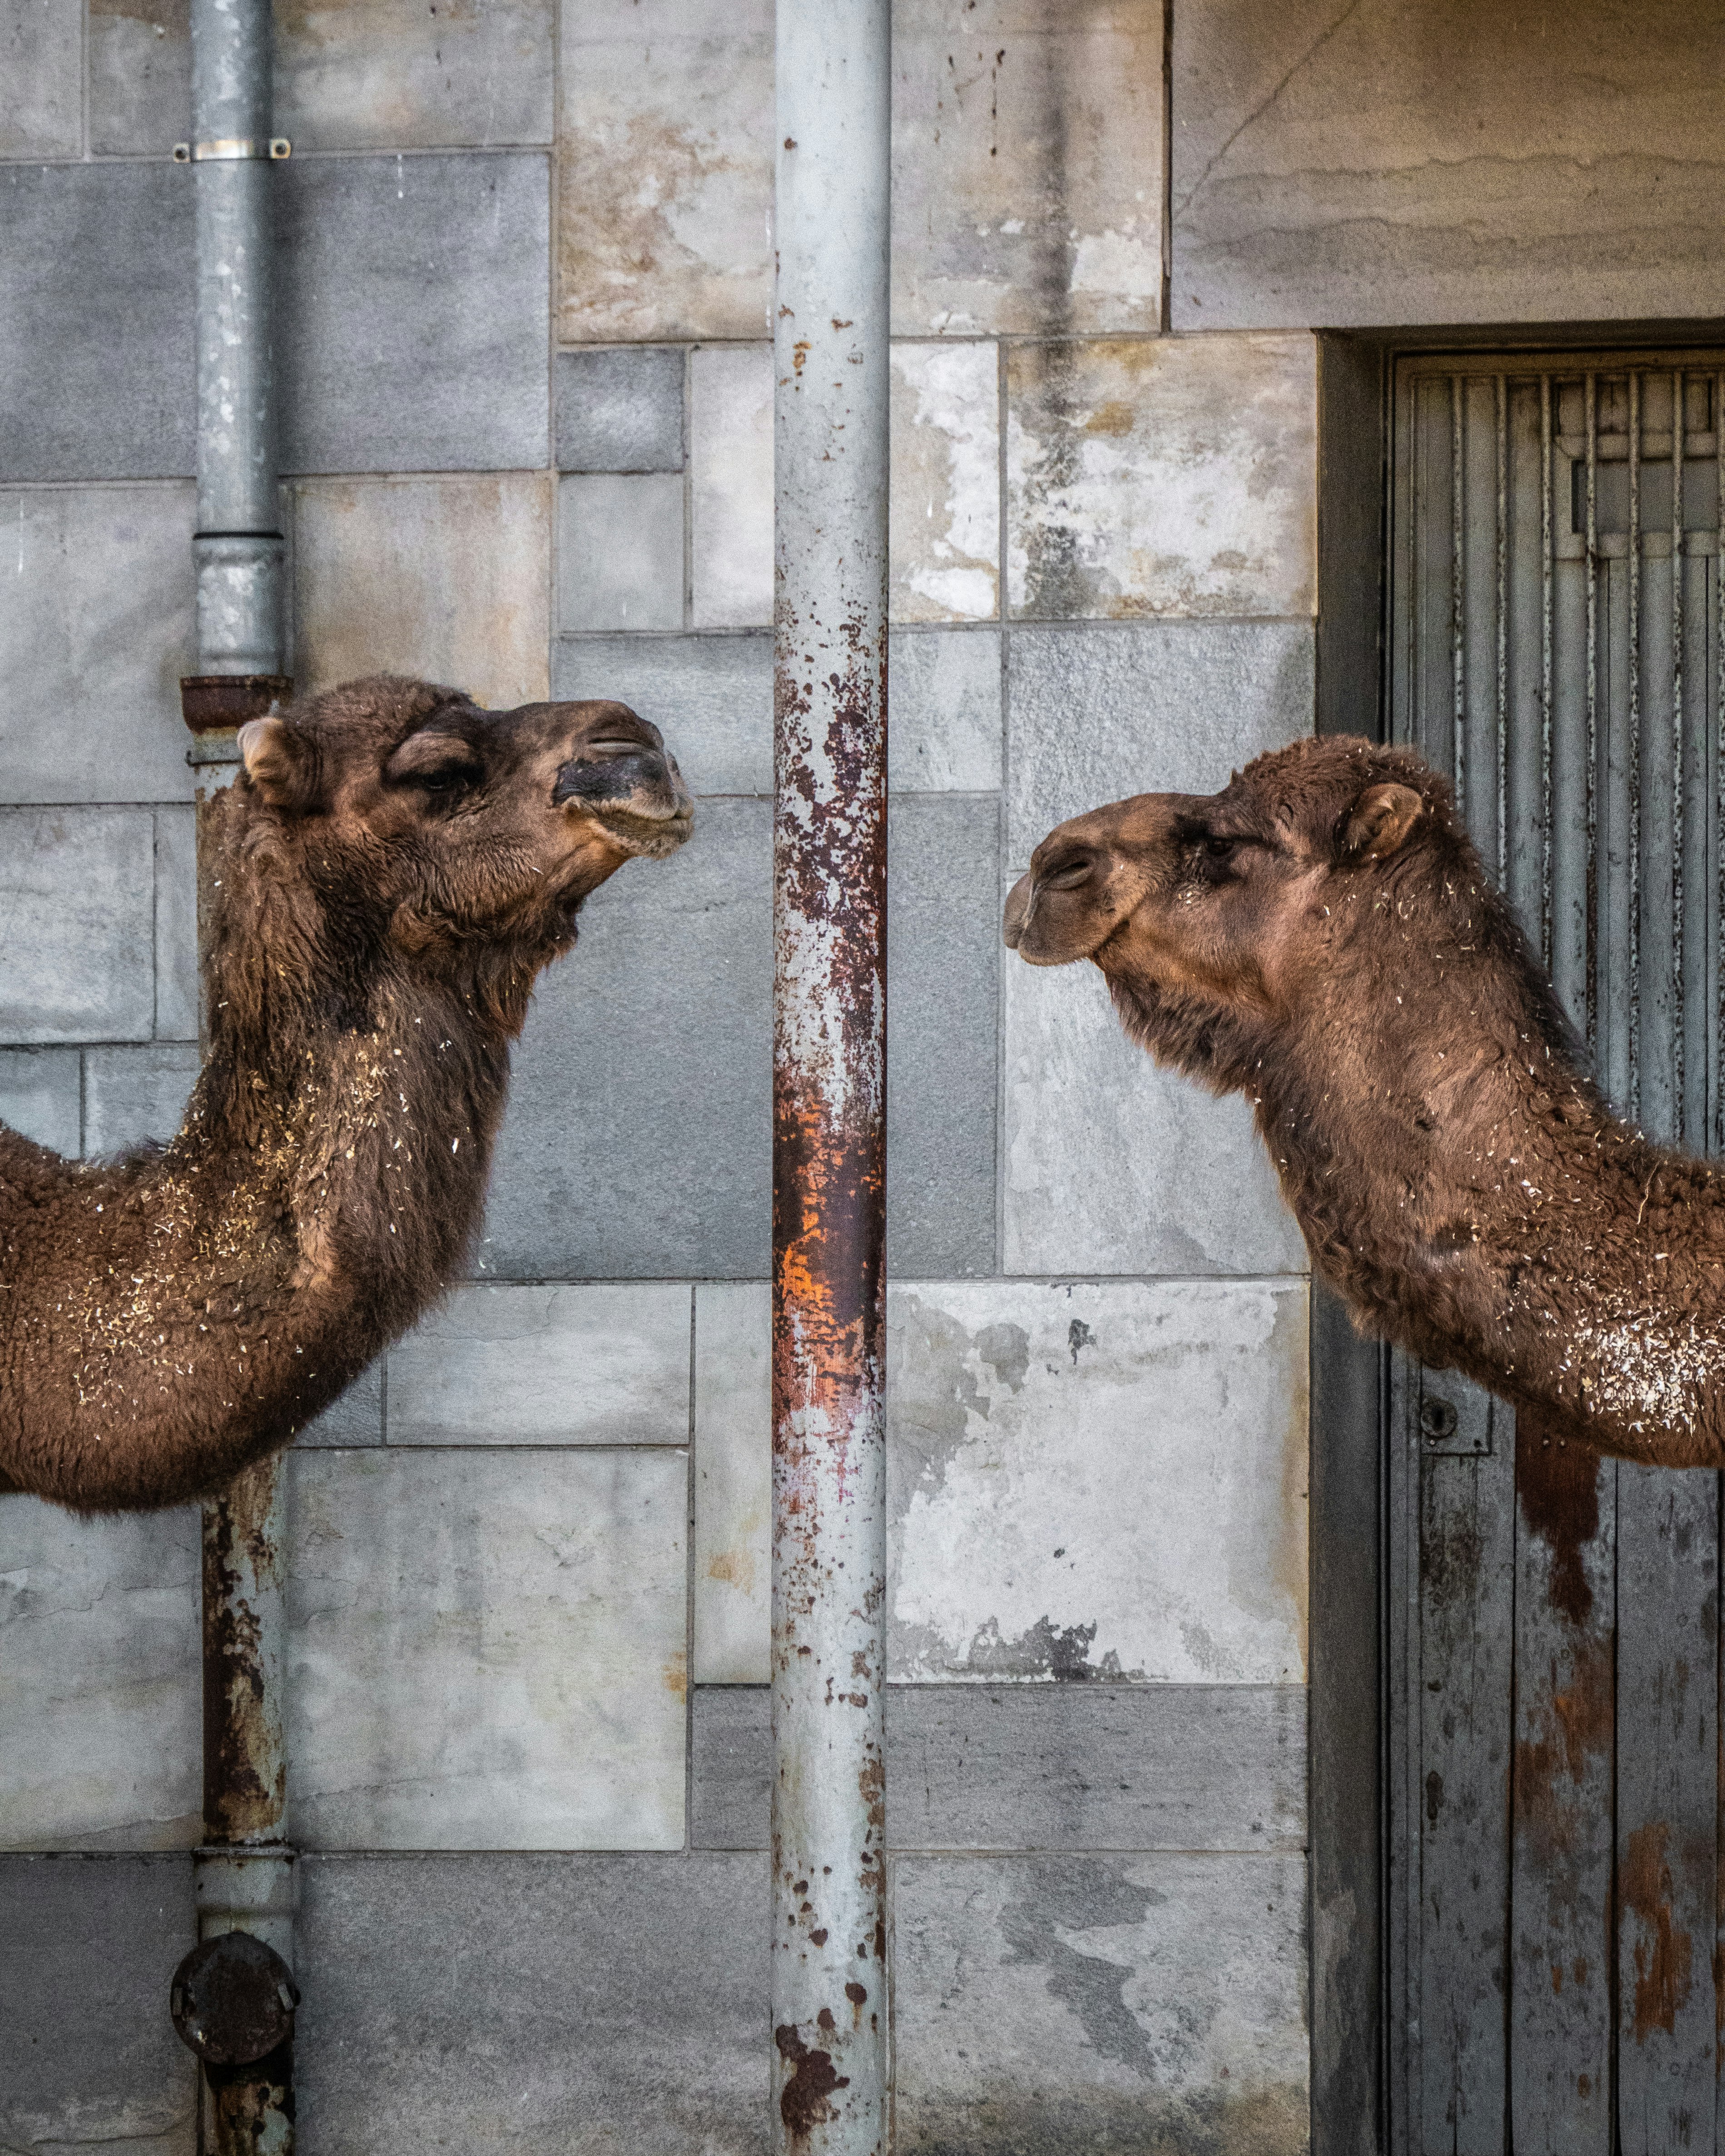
[1510,1424,1616,2155]
[1418,1377,1516,2151]
[1615,1465,1719,2155]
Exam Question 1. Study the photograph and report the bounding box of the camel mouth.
[584,797,696,859]
[1003,868,1112,966]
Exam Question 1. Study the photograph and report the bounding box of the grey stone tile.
[386,1283,691,1445]
[555,346,686,473]
[294,1851,768,2152]
[889,1280,1309,1685]
[893,0,1165,337]
[0,164,194,483]
[892,341,1000,622]
[83,1043,198,1158]
[691,1277,1308,1691]
[1005,620,1314,859]
[276,152,549,476]
[0,808,156,1046]
[292,473,551,709]
[479,795,772,1280]
[296,1356,384,1447]
[0,1046,80,1156]
[276,0,555,151]
[1002,624,1311,1275]
[154,806,199,1043]
[0,1501,201,1851]
[893,1852,1308,2153]
[1173,0,1725,331]
[0,485,197,805]
[0,0,81,156]
[556,472,684,634]
[1007,335,1317,621]
[552,632,772,796]
[693,1283,770,1684]
[888,795,999,1277]
[89,0,190,156]
[690,344,772,629]
[692,1684,1308,1854]
[557,0,774,344]
[552,626,1001,798]
[0,1854,197,2155]
[288,1447,688,1849]
[891,629,1002,794]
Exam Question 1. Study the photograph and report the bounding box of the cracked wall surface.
[4,0,1708,2144]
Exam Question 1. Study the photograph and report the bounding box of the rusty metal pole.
[170,0,297,2146]
[770,3,891,2151]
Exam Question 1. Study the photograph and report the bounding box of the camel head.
[1004,733,1463,1082]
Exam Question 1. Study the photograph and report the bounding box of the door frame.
[1309,318,1725,2156]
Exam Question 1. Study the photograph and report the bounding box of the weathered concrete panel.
[1007,335,1317,620]
[892,341,1001,622]
[893,1852,1309,2154]
[553,632,773,796]
[88,0,190,156]
[0,0,81,157]
[276,0,555,151]
[277,152,549,474]
[890,1279,1308,1685]
[0,1502,200,1851]
[1172,0,1725,330]
[554,626,1000,795]
[689,342,1006,627]
[1002,621,1312,1278]
[690,343,773,629]
[892,629,1002,793]
[889,795,1000,1277]
[557,471,684,633]
[0,1047,80,1157]
[692,1684,1309,1853]
[0,164,193,482]
[0,808,156,1046]
[693,1284,771,1684]
[83,1043,198,1159]
[480,795,771,1279]
[289,1448,688,1850]
[90,0,555,154]
[294,1851,769,2152]
[296,1357,384,1447]
[555,345,686,472]
[0,1854,197,2156]
[153,805,198,1043]
[0,485,197,805]
[293,473,551,711]
[387,1283,692,1445]
[691,1278,1307,1689]
[557,0,774,345]
[557,0,1165,342]
[893,0,1165,337]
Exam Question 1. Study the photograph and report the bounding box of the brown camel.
[1006,733,1725,1470]
[0,675,692,1512]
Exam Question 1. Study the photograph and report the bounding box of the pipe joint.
[194,533,287,679]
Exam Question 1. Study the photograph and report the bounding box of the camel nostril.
[553,752,658,807]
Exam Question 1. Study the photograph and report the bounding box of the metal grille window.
[1388,352,1725,2154]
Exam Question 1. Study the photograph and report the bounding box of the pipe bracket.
[173,139,291,161]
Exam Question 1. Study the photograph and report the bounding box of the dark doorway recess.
[1314,332,1725,2156]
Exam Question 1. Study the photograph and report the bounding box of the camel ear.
[1341,781,1423,862]
[238,718,322,814]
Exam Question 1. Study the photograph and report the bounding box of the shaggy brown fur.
[0,675,692,1512]
[1006,733,1725,1469]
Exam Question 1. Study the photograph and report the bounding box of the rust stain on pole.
[770,3,891,2150]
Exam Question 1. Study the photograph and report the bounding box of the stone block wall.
[5,0,1708,2148]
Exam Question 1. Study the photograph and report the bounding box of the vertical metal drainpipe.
[770,4,891,2152]
[169,2,297,2146]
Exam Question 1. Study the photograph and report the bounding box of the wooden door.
[1389,352,1725,2153]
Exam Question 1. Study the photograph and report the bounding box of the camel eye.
[1204,834,1236,859]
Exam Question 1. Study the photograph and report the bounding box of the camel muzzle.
[554,750,695,858]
